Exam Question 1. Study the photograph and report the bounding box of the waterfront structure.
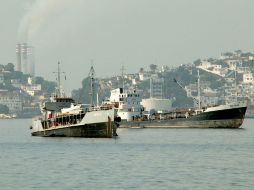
[139,71,151,81]
[0,73,4,84]
[150,76,164,99]
[0,91,22,113]
[21,77,41,96]
[243,72,254,84]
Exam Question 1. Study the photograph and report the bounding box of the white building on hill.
[0,91,22,113]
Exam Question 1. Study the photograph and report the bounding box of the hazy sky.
[1,0,254,94]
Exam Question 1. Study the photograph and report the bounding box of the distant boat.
[30,64,118,137]
[0,113,13,119]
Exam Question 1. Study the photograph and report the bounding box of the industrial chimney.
[15,44,21,72]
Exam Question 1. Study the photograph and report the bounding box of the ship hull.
[31,122,116,138]
[120,106,247,128]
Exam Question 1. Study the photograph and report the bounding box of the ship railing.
[89,106,112,111]
[141,109,198,120]
[45,111,85,128]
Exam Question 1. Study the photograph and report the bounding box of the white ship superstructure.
[104,88,142,121]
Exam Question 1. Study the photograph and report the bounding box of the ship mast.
[53,61,65,97]
[121,65,125,91]
[234,63,237,103]
[89,65,95,107]
[197,69,201,110]
[150,77,153,98]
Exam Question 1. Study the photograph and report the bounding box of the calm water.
[0,119,254,190]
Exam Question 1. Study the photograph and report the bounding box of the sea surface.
[0,119,254,190]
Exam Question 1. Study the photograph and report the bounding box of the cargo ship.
[123,102,247,128]
[102,87,247,128]
[103,87,247,128]
[102,69,247,128]
[30,64,118,137]
[31,97,117,137]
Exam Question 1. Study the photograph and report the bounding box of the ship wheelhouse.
[108,88,142,121]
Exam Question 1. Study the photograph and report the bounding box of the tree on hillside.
[193,59,201,66]
[34,76,44,84]
[149,64,157,73]
[72,77,92,104]
[72,77,110,105]
[4,63,14,72]
[34,76,56,95]
[42,81,57,95]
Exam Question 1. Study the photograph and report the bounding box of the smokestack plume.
[17,0,66,43]
[27,46,35,76]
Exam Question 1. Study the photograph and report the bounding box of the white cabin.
[105,88,142,121]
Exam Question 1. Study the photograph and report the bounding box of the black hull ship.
[102,88,247,129]
[120,103,247,128]
[31,107,117,137]
[30,64,118,138]
[103,68,248,129]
